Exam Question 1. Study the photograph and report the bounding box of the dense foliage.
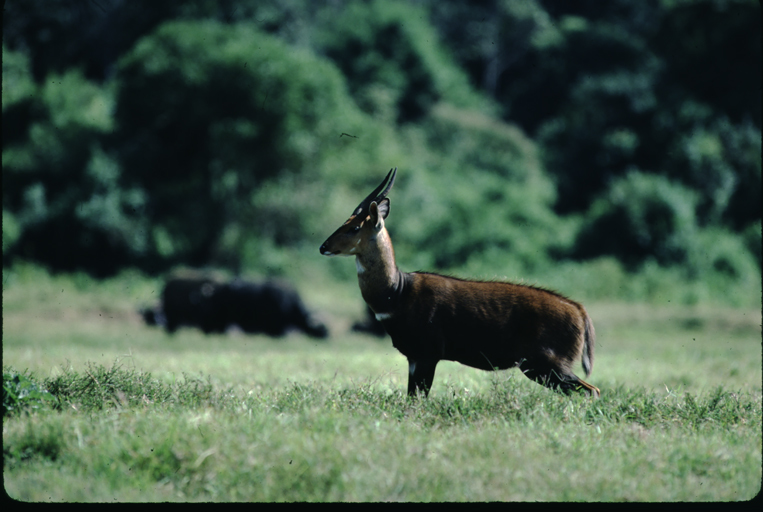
[3,0,760,304]
[3,370,59,417]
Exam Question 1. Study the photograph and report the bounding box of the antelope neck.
[356,228,405,315]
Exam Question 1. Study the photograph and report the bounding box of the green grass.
[2,264,761,501]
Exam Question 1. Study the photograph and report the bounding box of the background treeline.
[3,0,761,306]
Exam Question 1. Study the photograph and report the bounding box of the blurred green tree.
[427,0,562,104]
[428,0,760,232]
[573,169,760,285]
[114,20,384,272]
[3,0,759,293]
[391,104,568,275]
[314,0,486,123]
[653,0,761,127]
[3,46,147,275]
[2,0,191,82]
[573,171,698,268]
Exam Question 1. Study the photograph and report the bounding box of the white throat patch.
[355,259,365,275]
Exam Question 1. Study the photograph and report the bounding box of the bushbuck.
[351,305,387,338]
[319,168,600,398]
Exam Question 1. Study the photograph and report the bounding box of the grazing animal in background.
[146,276,329,339]
[319,168,599,398]
[222,279,329,339]
[161,277,228,334]
[139,305,164,327]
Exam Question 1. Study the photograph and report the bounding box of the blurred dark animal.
[161,277,228,334]
[351,305,387,337]
[222,279,328,339]
[140,305,164,327]
[142,276,328,339]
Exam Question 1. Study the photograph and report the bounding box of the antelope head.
[319,167,397,256]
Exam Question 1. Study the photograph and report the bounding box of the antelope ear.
[375,198,390,219]
[369,200,389,229]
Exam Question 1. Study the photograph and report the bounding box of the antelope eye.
[351,225,361,233]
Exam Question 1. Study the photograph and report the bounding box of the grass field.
[3,264,761,502]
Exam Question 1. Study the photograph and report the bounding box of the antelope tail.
[582,311,595,377]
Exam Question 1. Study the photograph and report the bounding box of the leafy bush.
[426,0,562,99]
[115,20,389,271]
[389,104,568,275]
[3,371,59,416]
[440,0,761,231]
[2,46,148,275]
[572,171,761,305]
[686,227,760,281]
[2,210,21,256]
[574,171,699,269]
[315,0,486,123]
[653,0,761,126]
[742,220,762,268]
[2,44,38,142]
[657,109,761,228]
[2,2,759,303]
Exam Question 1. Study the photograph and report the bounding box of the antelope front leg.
[407,358,438,398]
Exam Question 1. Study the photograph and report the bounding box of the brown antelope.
[319,168,600,398]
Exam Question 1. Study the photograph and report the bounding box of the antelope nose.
[319,243,330,255]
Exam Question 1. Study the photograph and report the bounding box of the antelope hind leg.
[521,364,600,398]
[407,358,438,398]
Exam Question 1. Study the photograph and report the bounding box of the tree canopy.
[3,0,760,304]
